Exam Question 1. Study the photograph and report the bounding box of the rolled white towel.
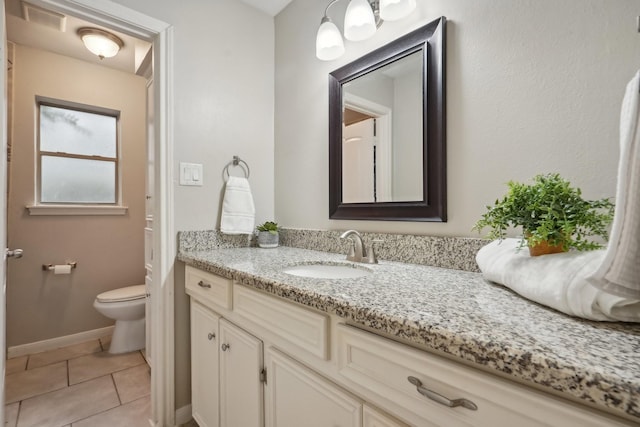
[476,239,640,322]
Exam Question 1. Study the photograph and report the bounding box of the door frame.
[17,1,175,425]
[1,2,8,426]
[343,92,392,202]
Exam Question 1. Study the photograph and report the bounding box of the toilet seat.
[96,285,146,303]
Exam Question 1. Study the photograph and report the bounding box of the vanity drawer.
[185,265,232,311]
[233,284,329,360]
[336,324,633,427]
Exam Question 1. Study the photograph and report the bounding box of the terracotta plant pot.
[528,240,566,257]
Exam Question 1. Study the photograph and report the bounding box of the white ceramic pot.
[257,231,279,248]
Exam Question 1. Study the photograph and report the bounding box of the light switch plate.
[179,162,203,186]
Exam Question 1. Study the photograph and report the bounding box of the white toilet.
[93,285,146,354]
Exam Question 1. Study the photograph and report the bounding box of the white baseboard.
[175,404,192,425]
[7,326,115,359]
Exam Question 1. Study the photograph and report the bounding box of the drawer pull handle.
[221,343,230,352]
[407,376,477,411]
[208,333,215,341]
[197,280,211,289]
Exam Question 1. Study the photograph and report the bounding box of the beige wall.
[275,0,640,235]
[7,45,147,346]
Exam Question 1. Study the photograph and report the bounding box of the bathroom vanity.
[179,246,640,426]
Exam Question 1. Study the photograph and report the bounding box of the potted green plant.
[473,173,614,256]
[256,221,280,248]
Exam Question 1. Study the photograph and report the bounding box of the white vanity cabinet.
[190,301,220,427]
[190,302,264,427]
[335,323,635,427]
[363,405,409,427]
[265,347,362,427]
[219,319,264,427]
[185,265,635,427]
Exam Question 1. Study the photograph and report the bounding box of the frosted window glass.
[40,105,116,157]
[41,156,116,203]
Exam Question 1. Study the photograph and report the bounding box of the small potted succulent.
[256,221,280,248]
[473,173,614,256]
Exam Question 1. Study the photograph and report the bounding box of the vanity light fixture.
[344,0,377,41]
[77,27,124,60]
[316,0,416,61]
[380,0,417,21]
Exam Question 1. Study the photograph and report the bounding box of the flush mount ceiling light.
[77,27,124,60]
[316,0,416,61]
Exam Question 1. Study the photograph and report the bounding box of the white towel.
[587,70,640,298]
[476,239,640,322]
[220,176,255,235]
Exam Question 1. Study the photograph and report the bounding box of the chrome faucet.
[339,230,382,264]
[340,230,366,262]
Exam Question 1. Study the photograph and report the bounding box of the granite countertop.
[178,246,640,421]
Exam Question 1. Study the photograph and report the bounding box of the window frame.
[35,96,122,208]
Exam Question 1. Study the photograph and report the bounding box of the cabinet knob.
[221,343,230,352]
[197,280,211,289]
[208,333,215,341]
[407,376,477,411]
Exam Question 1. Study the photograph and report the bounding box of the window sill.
[27,205,128,216]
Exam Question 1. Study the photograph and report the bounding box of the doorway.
[1,0,173,425]
[343,93,392,203]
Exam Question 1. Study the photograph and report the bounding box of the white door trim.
[1,3,8,426]
[23,1,175,426]
[344,93,393,202]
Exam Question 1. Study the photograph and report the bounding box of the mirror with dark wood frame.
[329,16,446,222]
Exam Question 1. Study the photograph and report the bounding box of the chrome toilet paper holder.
[42,262,78,271]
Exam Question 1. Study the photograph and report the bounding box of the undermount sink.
[282,263,372,279]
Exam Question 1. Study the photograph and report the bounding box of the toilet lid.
[97,285,146,303]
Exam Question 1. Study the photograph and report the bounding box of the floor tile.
[17,375,119,427]
[72,395,151,427]
[6,356,28,375]
[68,350,145,385]
[5,402,19,427]
[5,361,67,404]
[112,364,150,404]
[27,340,102,370]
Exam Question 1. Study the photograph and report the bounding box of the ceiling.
[4,0,293,74]
[5,0,151,74]
[239,0,293,16]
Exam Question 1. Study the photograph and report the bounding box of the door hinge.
[260,368,267,384]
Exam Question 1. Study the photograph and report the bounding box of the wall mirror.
[329,17,446,221]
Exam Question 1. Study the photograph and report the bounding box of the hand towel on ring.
[220,176,255,235]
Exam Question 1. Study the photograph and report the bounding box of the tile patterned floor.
[4,336,151,427]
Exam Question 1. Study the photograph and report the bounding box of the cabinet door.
[363,405,409,427]
[190,301,220,427]
[219,319,264,427]
[265,347,362,427]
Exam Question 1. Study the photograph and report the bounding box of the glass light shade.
[77,28,124,59]
[316,17,345,61]
[380,0,416,21]
[344,0,376,41]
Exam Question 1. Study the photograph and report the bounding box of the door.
[363,405,409,427]
[343,118,376,203]
[143,52,154,365]
[265,347,362,427]
[0,1,8,425]
[190,301,220,427]
[219,319,264,427]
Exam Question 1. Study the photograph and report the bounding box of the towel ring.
[223,156,250,180]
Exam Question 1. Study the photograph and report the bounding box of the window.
[37,99,119,205]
